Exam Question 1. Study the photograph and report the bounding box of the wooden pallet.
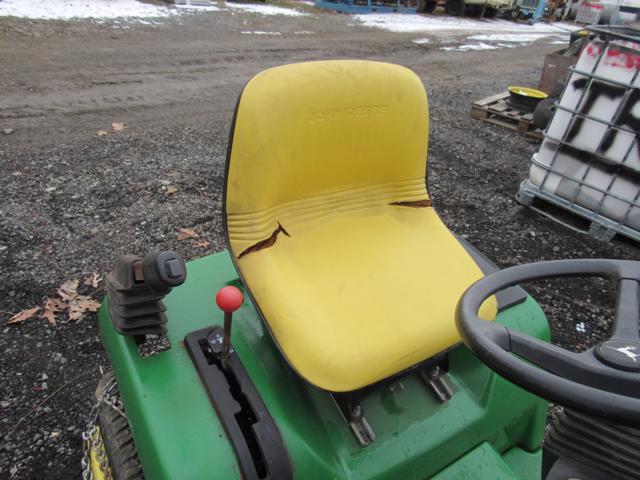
[471,91,543,140]
[517,183,640,244]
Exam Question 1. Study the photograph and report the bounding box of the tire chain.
[81,373,125,480]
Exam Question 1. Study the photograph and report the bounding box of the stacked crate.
[518,26,640,242]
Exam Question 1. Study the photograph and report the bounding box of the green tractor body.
[98,251,549,480]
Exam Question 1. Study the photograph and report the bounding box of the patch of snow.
[0,0,225,21]
[467,33,554,42]
[225,3,308,16]
[412,37,432,44]
[547,35,570,44]
[354,14,577,34]
[0,0,176,20]
[441,42,499,51]
[450,31,573,51]
[176,4,221,11]
[241,30,282,35]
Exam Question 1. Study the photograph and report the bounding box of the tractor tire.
[484,6,498,17]
[95,373,144,480]
[466,4,485,16]
[445,0,465,16]
[533,98,557,131]
[424,0,438,12]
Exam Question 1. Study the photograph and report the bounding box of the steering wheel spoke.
[508,331,580,374]
[611,279,640,342]
[477,320,510,350]
[508,331,619,392]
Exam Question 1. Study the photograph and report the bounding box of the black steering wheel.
[456,259,640,427]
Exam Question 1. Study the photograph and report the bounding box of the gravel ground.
[1,3,639,478]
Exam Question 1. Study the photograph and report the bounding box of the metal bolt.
[351,405,362,420]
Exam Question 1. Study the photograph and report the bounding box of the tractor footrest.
[545,408,640,480]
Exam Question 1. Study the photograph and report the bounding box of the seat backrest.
[225,60,430,256]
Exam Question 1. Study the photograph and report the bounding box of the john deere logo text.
[309,105,389,123]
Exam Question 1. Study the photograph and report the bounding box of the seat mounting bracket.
[420,365,454,403]
[332,393,376,447]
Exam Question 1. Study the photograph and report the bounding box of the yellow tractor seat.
[224,60,496,392]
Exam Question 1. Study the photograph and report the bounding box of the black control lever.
[106,251,187,337]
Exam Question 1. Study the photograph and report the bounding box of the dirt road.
[1,3,638,478]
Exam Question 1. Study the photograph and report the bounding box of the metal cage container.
[518,0,541,10]
[517,26,640,242]
[514,0,546,22]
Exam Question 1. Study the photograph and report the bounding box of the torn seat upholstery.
[224,60,496,392]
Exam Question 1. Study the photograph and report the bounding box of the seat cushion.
[232,200,496,392]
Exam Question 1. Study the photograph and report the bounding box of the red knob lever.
[216,286,243,313]
[216,286,243,370]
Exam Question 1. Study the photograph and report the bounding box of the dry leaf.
[7,307,40,325]
[84,272,102,289]
[193,240,210,248]
[166,185,178,195]
[57,279,79,302]
[79,297,100,312]
[68,303,84,321]
[177,228,198,241]
[68,295,101,322]
[96,130,108,137]
[41,298,67,326]
[111,122,127,132]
